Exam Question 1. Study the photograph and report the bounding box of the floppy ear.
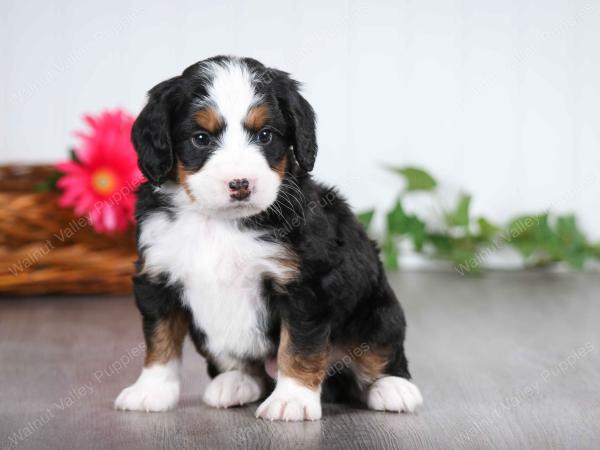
[132,76,184,185]
[276,74,318,172]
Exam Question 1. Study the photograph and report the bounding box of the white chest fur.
[139,207,295,365]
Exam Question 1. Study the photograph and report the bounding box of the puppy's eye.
[192,133,211,148]
[257,128,272,145]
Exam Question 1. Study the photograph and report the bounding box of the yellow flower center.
[91,169,117,195]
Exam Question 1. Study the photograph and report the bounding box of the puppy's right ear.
[132,76,185,185]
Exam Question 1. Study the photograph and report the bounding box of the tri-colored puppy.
[114,55,422,421]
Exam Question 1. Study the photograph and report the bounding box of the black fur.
[132,56,412,401]
[131,77,185,185]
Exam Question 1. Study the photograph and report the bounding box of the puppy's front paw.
[114,363,180,412]
[203,370,265,408]
[115,380,180,412]
[255,375,321,421]
[366,376,423,413]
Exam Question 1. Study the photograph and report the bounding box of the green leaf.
[427,233,453,255]
[555,215,585,246]
[356,209,375,231]
[383,236,399,269]
[427,233,480,274]
[555,215,588,269]
[386,166,437,192]
[33,170,62,192]
[588,242,600,259]
[506,214,565,265]
[535,215,556,245]
[562,248,587,269]
[451,246,480,274]
[387,200,409,235]
[376,164,597,273]
[385,200,427,251]
[507,214,545,242]
[407,216,427,251]
[477,217,501,240]
[510,237,539,258]
[447,193,471,228]
[69,148,80,163]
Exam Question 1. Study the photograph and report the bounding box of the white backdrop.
[1,0,599,238]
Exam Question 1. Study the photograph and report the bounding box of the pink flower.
[56,109,144,234]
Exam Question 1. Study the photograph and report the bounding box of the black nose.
[229,178,251,201]
[228,178,249,190]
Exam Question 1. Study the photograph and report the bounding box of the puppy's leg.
[115,307,189,412]
[352,343,423,413]
[256,323,328,421]
[188,318,269,408]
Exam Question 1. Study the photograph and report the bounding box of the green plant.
[359,166,600,274]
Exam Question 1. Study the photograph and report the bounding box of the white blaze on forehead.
[206,60,260,132]
[185,59,280,219]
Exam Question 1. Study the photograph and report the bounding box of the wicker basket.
[0,165,136,295]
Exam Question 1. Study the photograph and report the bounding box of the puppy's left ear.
[275,73,318,172]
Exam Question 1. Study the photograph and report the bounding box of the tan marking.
[245,105,270,130]
[138,262,161,281]
[271,250,299,281]
[277,324,328,390]
[350,344,390,386]
[274,154,288,179]
[278,252,299,276]
[195,108,222,133]
[144,311,189,366]
[267,249,300,294]
[177,162,195,201]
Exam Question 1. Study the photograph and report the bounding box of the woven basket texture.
[0,165,136,295]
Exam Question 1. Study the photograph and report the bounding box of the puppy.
[114,56,422,421]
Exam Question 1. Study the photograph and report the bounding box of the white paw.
[366,376,423,413]
[256,374,321,421]
[203,370,265,408]
[114,362,180,412]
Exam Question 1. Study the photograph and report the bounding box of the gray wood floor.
[1,272,599,450]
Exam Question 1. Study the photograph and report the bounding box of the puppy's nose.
[228,178,251,201]
[228,178,249,190]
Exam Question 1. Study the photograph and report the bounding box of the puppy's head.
[132,56,317,219]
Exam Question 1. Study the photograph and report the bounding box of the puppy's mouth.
[229,201,252,209]
[213,198,265,218]
[229,190,252,203]
[228,187,254,208]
